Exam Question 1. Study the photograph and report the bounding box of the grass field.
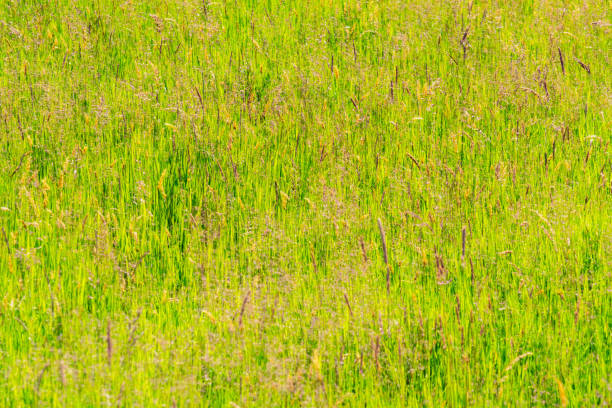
[0,0,610,406]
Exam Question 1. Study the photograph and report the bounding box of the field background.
[0,0,610,406]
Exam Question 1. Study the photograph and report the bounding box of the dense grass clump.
[0,0,610,406]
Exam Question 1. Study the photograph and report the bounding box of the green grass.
[0,0,610,406]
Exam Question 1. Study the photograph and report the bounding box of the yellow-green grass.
[0,0,610,406]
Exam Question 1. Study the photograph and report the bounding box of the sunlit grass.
[0,0,610,406]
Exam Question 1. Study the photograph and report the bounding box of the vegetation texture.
[0,0,610,406]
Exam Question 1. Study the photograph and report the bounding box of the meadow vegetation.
[0,0,610,406]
